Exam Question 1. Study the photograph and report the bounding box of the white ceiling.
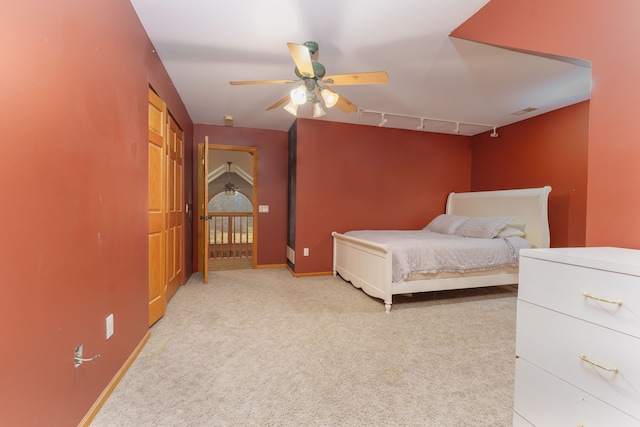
[129,0,591,136]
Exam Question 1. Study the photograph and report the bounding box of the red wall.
[0,1,192,425]
[293,119,472,274]
[194,125,289,266]
[471,101,590,248]
[452,0,640,249]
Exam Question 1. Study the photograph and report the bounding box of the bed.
[332,186,552,312]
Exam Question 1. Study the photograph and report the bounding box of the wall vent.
[286,246,295,264]
[511,107,539,116]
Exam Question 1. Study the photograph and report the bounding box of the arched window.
[208,192,252,213]
[207,192,253,250]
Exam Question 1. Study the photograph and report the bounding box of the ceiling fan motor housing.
[304,41,319,56]
[294,61,326,80]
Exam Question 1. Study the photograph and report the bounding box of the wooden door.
[148,88,166,325]
[203,136,209,283]
[165,115,183,299]
[197,144,258,273]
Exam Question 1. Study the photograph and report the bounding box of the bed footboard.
[332,231,394,312]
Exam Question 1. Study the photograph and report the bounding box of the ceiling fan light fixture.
[283,99,299,116]
[313,102,326,118]
[224,161,238,196]
[230,42,390,117]
[290,85,307,105]
[320,88,339,108]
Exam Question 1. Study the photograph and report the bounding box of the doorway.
[198,144,257,273]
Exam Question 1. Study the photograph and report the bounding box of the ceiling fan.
[230,41,389,117]
[221,161,242,195]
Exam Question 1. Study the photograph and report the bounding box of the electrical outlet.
[303,248,309,256]
[106,314,114,339]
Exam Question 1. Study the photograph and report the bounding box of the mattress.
[344,229,529,282]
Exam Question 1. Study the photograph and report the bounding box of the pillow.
[497,226,526,238]
[424,214,469,234]
[454,216,513,239]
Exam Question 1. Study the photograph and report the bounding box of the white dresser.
[513,247,640,426]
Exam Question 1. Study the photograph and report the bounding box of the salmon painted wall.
[471,102,590,248]
[452,0,640,249]
[293,119,472,274]
[0,1,193,425]
[194,125,289,266]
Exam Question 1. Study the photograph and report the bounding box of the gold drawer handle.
[579,354,619,373]
[583,292,622,306]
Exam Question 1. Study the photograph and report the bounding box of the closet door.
[148,88,166,326]
[165,115,183,300]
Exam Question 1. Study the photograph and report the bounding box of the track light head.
[490,127,499,138]
[379,113,387,127]
[454,122,460,134]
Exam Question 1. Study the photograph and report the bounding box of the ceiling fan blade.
[333,92,358,114]
[287,42,314,78]
[323,71,389,85]
[230,79,296,85]
[266,95,290,110]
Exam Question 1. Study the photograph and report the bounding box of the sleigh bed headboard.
[445,186,552,248]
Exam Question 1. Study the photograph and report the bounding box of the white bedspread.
[344,230,530,282]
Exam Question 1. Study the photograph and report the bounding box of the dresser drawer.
[516,301,640,419]
[514,358,640,426]
[519,256,640,337]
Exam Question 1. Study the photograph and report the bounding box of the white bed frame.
[332,186,552,312]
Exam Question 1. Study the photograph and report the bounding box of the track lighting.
[359,109,498,136]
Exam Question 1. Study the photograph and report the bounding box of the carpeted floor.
[91,269,518,426]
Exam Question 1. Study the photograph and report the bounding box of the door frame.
[197,144,258,272]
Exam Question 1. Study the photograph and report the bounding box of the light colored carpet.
[91,269,517,426]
